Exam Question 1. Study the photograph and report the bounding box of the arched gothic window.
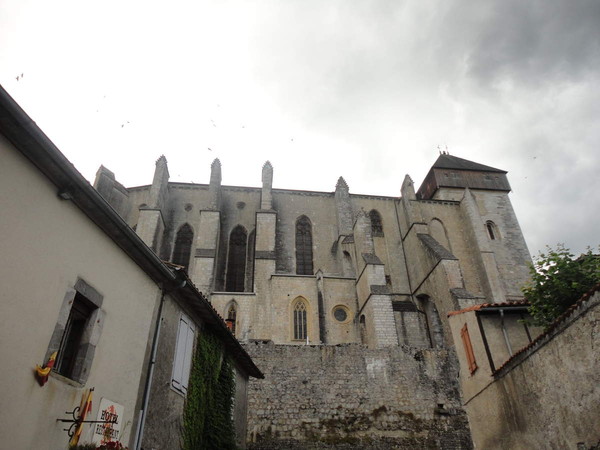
[293,299,308,340]
[369,210,384,236]
[172,223,194,271]
[296,216,313,275]
[226,303,237,337]
[226,226,247,292]
[486,221,499,240]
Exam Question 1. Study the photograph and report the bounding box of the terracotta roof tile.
[447,300,529,317]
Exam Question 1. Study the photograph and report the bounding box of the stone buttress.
[190,158,222,294]
[353,209,398,348]
[136,155,169,252]
[253,161,277,339]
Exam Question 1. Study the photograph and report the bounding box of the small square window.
[45,278,104,385]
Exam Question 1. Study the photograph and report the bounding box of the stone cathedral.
[4,76,596,448]
[94,153,531,350]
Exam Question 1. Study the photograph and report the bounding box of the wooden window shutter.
[461,323,478,374]
[172,314,195,394]
[181,322,195,392]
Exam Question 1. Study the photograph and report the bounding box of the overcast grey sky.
[1,0,598,257]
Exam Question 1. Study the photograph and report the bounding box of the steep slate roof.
[432,154,507,173]
[0,85,263,379]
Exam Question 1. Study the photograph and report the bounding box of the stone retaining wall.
[243,342,472,449]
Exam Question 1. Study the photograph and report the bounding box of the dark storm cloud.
[461,0,600,87]
[244,0,600,255]
[2,0,597,255]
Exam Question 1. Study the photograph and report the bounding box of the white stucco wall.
[0,135,160,449]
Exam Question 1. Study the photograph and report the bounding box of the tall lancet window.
[296,216,313,275]
[369,210,384,236]
[293,299,308,340]
[172,223,194,271]
[226,225,247,292]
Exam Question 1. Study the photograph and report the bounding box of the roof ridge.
[433,154,507,173]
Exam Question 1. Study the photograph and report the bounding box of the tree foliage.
[523,244,600,328]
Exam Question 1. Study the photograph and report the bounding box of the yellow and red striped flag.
[69,388,93,446]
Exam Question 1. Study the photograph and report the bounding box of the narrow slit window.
[485,221,499,241]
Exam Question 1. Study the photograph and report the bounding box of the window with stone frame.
[46,278,104,384]
[226,225,247,292]
[293,300,308,340]
[295,216,313,275]
[55,293,96,378]
[369,210,384,237]
[172,223,194,271]
[485,221,499,241]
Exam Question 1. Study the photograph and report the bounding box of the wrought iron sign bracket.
[57,406,118,438]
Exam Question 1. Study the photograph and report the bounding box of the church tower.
[416,154,531,303]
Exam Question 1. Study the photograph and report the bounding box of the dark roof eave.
[432,154,508,173]
[0,86,175,286]
[177,282,264,379]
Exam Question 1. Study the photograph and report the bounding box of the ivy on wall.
[182,330,236,450]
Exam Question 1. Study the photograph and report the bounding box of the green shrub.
[523,244,600,328]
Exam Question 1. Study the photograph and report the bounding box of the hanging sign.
[92,398,124,445]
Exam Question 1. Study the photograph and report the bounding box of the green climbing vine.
[182,330,237,450]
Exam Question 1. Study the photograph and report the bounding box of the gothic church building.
[94,154,531,349]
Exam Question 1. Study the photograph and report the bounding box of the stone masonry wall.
[243,342,472,449]
[463,290,600,450]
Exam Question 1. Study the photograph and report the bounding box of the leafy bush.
[523,244,600,328]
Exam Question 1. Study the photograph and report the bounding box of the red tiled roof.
[447,300,529,317]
